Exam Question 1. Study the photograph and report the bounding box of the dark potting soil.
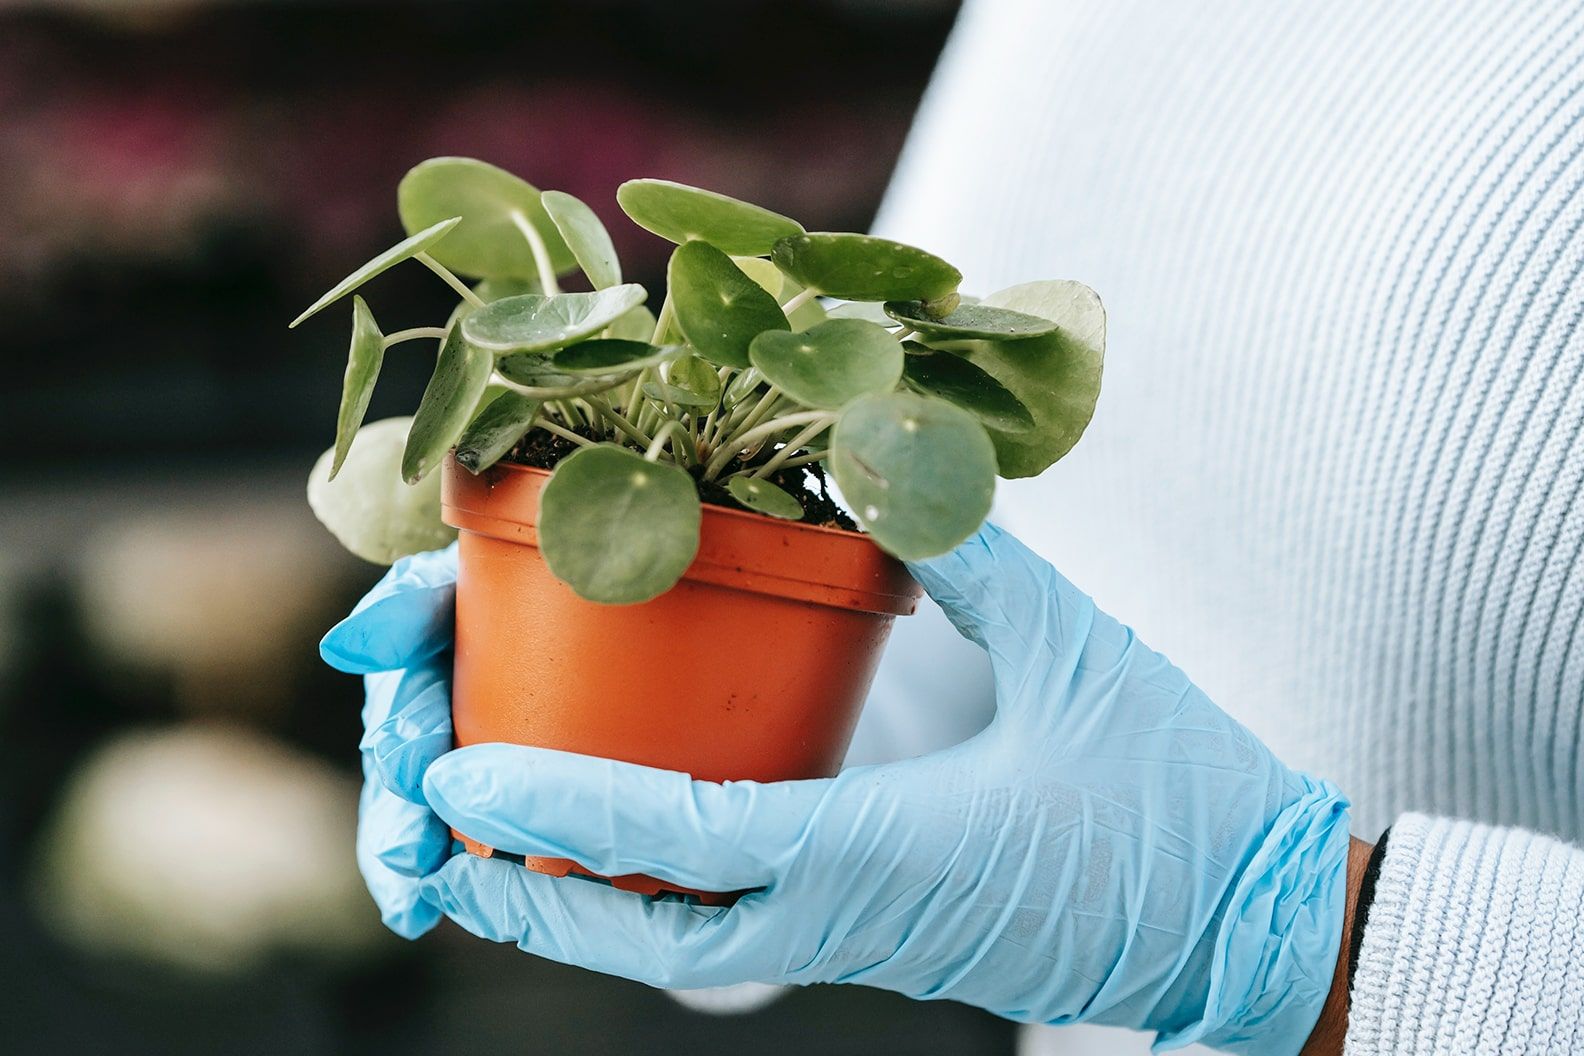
[503,427,859,532]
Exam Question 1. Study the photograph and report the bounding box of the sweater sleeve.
[1346,813,1584,1054]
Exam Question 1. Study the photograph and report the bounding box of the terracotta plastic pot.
[440,456,921,903]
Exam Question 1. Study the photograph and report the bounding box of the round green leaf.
[733,255,784,298]
[308,417,456,564]
[290,216,460,328]
[552,339,678,375]
[825,300,893,326]
[475,276,541,302]
[604,303,657,342]
[539,445,702,604]
[668,354,723,407]
[884,300,1059,341]
[642,380,716,410]
[616,179,804,256]
[496,354,580,388]
[829,392,996,560]
[748,319,903,410]
[721,367,764,412]
[542,190,621,290]
[448,276,544,332]
[901,345,1034,433]
[783,282,828,332]
[454,391,540,474]
[402,327,494,484]
[959,280,1106,478]
[726,476,803,520]
[330,296,386,479]
[462,285,648,354]
[770,233,961,304]
[398,157,575,279]
[668,241,789,368]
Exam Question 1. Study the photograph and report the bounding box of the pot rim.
[442,456,921,616]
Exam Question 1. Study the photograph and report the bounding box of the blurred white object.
[667,982,787,1016]
[77,503,344,713]
[31,724,383,973]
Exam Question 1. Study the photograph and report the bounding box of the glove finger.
[321,543,459,674]
[422,744,830,892]
[420,854,786,989]
[905,522,1096,702]
[364,665,454,805]
[357,773,447,935]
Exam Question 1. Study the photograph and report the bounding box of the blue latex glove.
[324,525,1351,1054]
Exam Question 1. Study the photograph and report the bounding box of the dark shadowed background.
[0,1,1019,1052]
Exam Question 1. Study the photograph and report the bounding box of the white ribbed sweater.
[857,1,1584,1051]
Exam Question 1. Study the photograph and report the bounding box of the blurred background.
[0,0,1022,1052]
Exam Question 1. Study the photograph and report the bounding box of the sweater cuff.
[1345,813,1584,1054]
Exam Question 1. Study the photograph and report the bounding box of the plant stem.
[775,449,830,470]
[627,366,659,432]
[585,394,653,447]
[381,326,449,348]
[510,210,561,296]
[891,325,917,343]
[625,337,662,413]
[497,374,631,400]
[698,366,732,450]
[416,253,486,309]
[553,400,585,428]
[704,410,835,480]
[535,419,595,448]
[780,287,817,315]
[751,418,833,478]
[649,293,676,344]
[726,385,781,441]
[644,420,694,465]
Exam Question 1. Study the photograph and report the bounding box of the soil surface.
[505,428,859,531]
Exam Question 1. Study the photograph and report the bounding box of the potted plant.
[301,158,1105,900]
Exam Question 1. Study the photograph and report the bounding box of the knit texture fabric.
[1348,815,1584,1054]
[856,0,1584,1050]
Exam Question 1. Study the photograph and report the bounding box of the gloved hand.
[323,524,1352,1054]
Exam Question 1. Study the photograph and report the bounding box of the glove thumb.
[905,523,1096,686]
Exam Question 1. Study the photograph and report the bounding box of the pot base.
[454,830,742,906]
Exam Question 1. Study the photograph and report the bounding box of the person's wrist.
[1300,836,1376,1055]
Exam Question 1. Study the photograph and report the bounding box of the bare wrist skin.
[1301,837,1375,1055]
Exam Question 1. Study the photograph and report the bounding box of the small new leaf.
[726,476,803,520]
[402,327,494,484]
[290,216,460,328]
[668,354,723,407]
[454,391,541,474]
[331,296,386,478]
[542,190,622,290]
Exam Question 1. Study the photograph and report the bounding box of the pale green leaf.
[308,417,456,564]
